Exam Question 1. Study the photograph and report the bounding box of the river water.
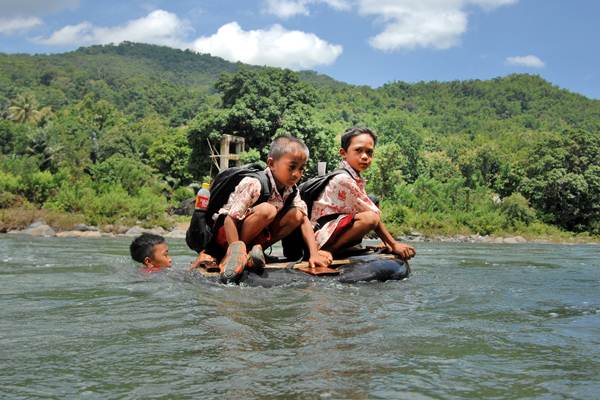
[1,235,599,399]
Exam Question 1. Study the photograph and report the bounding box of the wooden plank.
[264,254,398,270]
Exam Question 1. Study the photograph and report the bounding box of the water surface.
[1,235,599,399]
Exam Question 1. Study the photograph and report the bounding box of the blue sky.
[1,0,599,99]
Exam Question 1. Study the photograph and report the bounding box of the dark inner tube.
[190,254,409,288]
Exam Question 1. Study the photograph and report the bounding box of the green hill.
[0,42,348,125]
[2,42,598,133]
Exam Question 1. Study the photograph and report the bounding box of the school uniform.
[310,160,379,248]
[210,167,307,253]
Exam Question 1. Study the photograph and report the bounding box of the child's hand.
[375,241,393,253]
[309,251,332,269]
[318,250,333,265]
[389,242,416,260]
[189,256,203,271]
[188,251,217,271]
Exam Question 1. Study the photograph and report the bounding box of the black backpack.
[185,163,296,253]
[298,168,351,217]
[186,164,270,253]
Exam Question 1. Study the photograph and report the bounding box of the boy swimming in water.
[130,233,172,273]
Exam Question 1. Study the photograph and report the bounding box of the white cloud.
[357,0,517,51]
[0,17,42,34]
[322,0,351,10]
[506,55,545,68]
[1,0,79,17]
[35,9,342,69]
[35,9,192,48]
[35,22,94,46]
[467,0,518,10]
[264,0,310,18]
[191,22,342,69]
[264,0,350,19]
[361,3,468,51]
[267,0,517,51]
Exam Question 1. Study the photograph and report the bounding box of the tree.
[147,128,193,188]
[420,150,461,183]
[520,129,600,231]
[0,120,33,155]
[456,144,502,189]
[98,114,169,161]
[49,96,125,170]
[188,68,334,178]
[88,154,158,196]
[25,128,63,172]
[6,93,52,126]
[375,113,424,183]
[364,142,406,199]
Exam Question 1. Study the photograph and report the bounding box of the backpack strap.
[333,167,353,177]
[282,185,298,209]
[254,169,272,204]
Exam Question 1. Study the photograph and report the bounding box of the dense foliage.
[1,42,599,236]
[188,68,336,177]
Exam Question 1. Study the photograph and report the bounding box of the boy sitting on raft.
[192,135,332,282]
[130,233,172,273]
[311,127,416,260]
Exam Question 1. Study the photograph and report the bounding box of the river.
[1,235,599,399]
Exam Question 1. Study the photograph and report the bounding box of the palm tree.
[26,129,63,171]
[7,94,52,125]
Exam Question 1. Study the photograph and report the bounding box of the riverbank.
[4,219,599,246]
[2,220,188,239]
[396,232,600,245]
[2,206,598,245]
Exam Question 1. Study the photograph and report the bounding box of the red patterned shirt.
[216,167,307,221]
[310,160,379,248]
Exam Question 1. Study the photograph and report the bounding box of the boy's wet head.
[267,135,309,188]
[130,233,172,269]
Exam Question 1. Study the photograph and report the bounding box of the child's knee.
[253,203,278,222]
[285,207,305,227]
[359,211,380,228]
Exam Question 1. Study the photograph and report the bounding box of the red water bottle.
[195,182,210,210]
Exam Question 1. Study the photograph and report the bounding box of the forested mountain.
[0,42,345,124]
[1,42,598,236]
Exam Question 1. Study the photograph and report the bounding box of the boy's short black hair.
[130,233,166,263]
[268,134,309,160]
[340,127,377,151]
